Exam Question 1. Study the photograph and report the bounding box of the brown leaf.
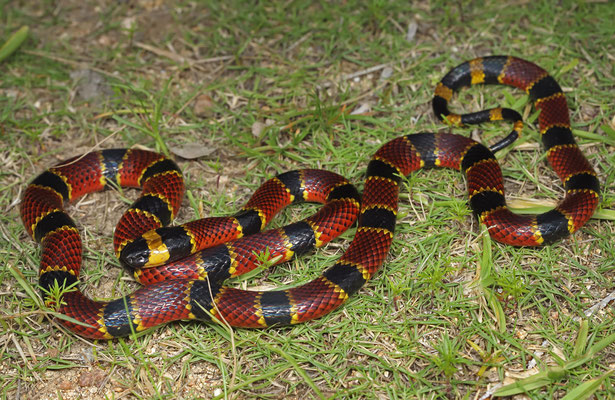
[251,121,267,137]
[169,144,216,159]
[79,368,105,387]
[193,94,215,117]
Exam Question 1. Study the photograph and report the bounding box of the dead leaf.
[379,66,393,81]
[406,22,418,42]
[351,103,371,115]
[79,368,105,387]
[193,94,215,117]
[70,69,113,104]
[169,144,216,159]
[252,121,267,137]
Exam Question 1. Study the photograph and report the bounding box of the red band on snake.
[21,56,599,339]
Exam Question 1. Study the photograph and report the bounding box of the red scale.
[341,229,393,274]
[52,153,106,199]
[362,178,399,211]
[558,191,600,231]
[482,209,539,246]
[58,292,105,338]
[131,282,193,328]
[373,137,419,175]
[466,159,505,195]
[301,170,344,202]
[305,199,360,243]
[243,179,292,223]
[41,229,82,274]
[290,278,347,323]
[142,172,184,217]
[228,229,291,277]
[536,95,570,129]
[21,186,63,235]
[435,134,475,169]
[185,217,242,248]
[500,58,546,90]
[548,145,594,180]
[121,151,165,186]
[214,288,264,327]
[114,210,162,252]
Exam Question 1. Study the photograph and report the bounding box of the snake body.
[20,56,599,339]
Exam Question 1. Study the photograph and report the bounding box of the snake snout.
[119,239,151,269]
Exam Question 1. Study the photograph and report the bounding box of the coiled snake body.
[21,56,600,339]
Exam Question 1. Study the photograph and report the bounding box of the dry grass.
[1,0,614,399]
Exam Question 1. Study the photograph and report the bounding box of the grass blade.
[263,343,324,399]
[8,264,41,306]
[0,26,29,62]
[477,229,506,332]
[561,370,614,400]
[494,367,566,396]
[572,320,589,358]
[565,333,615,371]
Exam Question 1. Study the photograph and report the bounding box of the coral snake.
[21,56,600,339]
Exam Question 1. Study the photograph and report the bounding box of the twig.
[580,289,615,319]
[135,41,233,67]
[22,50,127,83]
[317,63,391,89]
[134,41,193,65]
[53,127,125,168]
[285,32,312,53]
[341,82,387,105]
[193,55,235,64]
[340,62,392,81]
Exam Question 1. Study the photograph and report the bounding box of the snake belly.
[20,56,599,339]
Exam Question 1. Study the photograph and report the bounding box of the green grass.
[1,0,615,398]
